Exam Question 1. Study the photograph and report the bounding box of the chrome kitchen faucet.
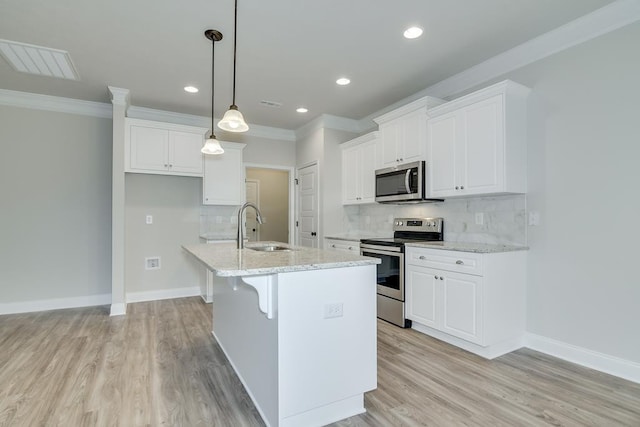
[237,202,264,249]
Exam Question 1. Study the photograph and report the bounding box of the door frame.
[244,162,295,245]
[295,160,320,247]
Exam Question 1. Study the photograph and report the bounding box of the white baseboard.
[525,333,640,384]
[126,286,201,303]
[0,293,111,315]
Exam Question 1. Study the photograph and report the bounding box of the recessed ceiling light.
[336,77,350,86]
[403,26,423,39]
[184,86,199,93]
[296,107,308,113]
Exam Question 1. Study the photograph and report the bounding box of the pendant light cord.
[232,0,238,106]
[211,36,216,138]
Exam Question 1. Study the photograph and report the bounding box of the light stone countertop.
[405,241,528,253]
[199,233,236,241]
[183,241,381,277]
[324,232,391,242]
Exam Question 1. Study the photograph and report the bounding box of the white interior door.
[297,163,319,248]
[245,179,260,242]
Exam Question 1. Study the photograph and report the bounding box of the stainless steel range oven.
[361,217,443,328]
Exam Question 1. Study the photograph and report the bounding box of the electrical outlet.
[528,211,540,226]
[475,212,484,225]
[145,215,153,224]
[324,303,343,319]
[145,257,161,270]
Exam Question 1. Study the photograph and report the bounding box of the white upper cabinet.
[341,132,378,205]
[203,141,246,205]
[125,118,207,177]
[427,80,530,198]
[374,96,445,168]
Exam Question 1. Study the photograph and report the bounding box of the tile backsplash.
[199,205,239,238]
[343,194,527,245]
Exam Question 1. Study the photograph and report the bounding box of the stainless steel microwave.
[375,161,443,204]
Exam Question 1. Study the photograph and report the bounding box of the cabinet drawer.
[406,247,482,276]
[325,239,360,254]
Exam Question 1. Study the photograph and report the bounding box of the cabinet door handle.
[331,244,336,248]
[348,246,353,250]
[455,186,459,190]
[440,277,444,280]
[456,260,464,265]
[434,275,438,279]
[419,256,426,260]
[311,232,317,236]
[460,185,464,190]
[164,164,168,168]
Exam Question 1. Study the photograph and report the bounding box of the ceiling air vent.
[260,100,283,108]
[0,39,80,81]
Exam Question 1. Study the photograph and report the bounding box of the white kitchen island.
[182,241,380,427]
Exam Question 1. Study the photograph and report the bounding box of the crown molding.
[0,89,112,118]
[373,95,446,125]
[340,131,379,149]
[295,114,362,139]
[0,88,295,142]
[127,105,296,142]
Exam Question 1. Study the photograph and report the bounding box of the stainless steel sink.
[247,244,293,252]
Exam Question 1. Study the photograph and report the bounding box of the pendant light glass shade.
[201,135,224,155]
[218,0,249,133]
[218,105,249,132]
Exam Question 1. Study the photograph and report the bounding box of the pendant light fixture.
[201,29,225,155]
[218,0,249,133]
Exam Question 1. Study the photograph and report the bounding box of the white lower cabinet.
[203,142,246,205]
[324,238,360,254]
[405,246,525,359]
[407,266,482,344]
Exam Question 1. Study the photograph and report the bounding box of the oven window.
[362,251,401,290]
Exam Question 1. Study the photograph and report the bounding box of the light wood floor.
[1,298,639,426]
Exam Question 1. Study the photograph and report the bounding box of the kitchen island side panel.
[212,276,279,426]
[277,265,377,424]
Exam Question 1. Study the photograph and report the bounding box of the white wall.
[296,126,357,241]
[0,106,112,311]
[223,133,296,167]
[124,174,202,298]
[499,22,640,363]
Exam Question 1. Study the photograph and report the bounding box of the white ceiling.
[0,0,614,130]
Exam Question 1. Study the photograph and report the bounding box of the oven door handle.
[361,248,404,257]
[405,169,411,193]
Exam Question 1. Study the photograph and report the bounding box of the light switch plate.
[475,212,484,225]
